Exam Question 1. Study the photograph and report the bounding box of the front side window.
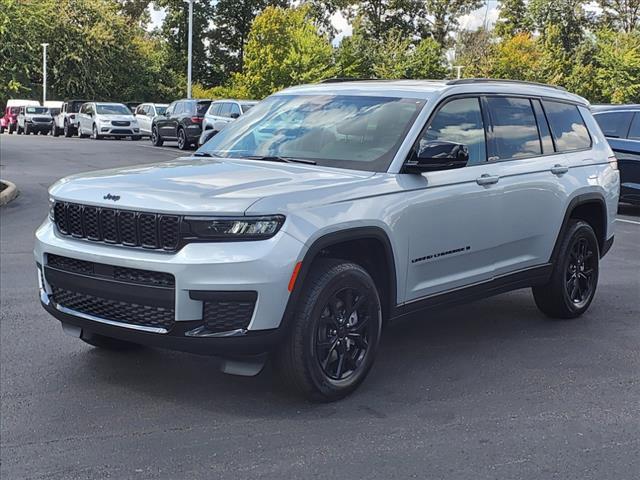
[156,105,167,116]
[486,97,541,160]
[419,97,486,166]
[230,103,241,116]
[200,94,425,172]
[594,112,633,138]
[542,101,591,151]
[96,104,130,115]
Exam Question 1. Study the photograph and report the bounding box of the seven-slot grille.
[53,201,180,251]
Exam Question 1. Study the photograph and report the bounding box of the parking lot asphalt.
[1,133,639,480]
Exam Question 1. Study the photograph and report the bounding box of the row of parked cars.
[0,98,257,149]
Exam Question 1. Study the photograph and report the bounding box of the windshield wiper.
[245,155,317,165]
[193,151,218,157]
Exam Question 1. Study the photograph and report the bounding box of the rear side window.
[196,101,211,115]
[626,113,640,140]
[542,101,591,151]
[219,103,232,117]
[209,103,222,116]
[594,112,633,138]
[486,97,541,160]
[421,97,487,166]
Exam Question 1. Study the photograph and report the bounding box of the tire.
[24,123,31,135]
[273,259,383,402]
[533,220,600,319]
[78,124,89,138]
[17,124,23,134]
[151,126,163,146]
[0,125,4,134]
[91,124,102,140]
[52,125,59,137]
[80,331,141,351]
[63,121,72,137]
[177,127,188,150]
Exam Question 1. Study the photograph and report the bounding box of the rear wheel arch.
[551,193,608,264]
[283,227,398,330]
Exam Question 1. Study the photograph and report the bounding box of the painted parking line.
[134,144,181,155]
[617,218,640,225]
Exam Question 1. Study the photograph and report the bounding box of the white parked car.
[133,103,169,137]
[76,102,141,140]
[198,99,257,146]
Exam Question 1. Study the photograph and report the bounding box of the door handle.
[476,174,500,186]
[551,164,569,175]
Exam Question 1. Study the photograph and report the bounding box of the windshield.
[156,106,167,115]
[96,104,130,115]
[196,101,211,115]
[199,94,425,172]
[69,101,87,113]
[26,107,48,114]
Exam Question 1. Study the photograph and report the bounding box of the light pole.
[186,0,193,99]
[41,43,49,104]
[453,65,464,79]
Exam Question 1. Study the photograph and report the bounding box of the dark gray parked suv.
[151,99,212,150]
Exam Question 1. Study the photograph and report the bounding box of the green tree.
[422,0,484,45]
[235,6,335,98]
[405,37,448,79]
[527,0,593,53]
[333,20,376,78]
[495,0,530,38]
[341,1,426,42]
[594,29,640,103]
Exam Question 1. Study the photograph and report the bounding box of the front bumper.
[35,219,304,355]
[98,124,140,136]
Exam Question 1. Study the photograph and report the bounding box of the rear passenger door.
[487,97,590,275]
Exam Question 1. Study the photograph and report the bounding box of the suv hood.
[49,157,376,215]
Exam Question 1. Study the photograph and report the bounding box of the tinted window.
[196,101,211,115]
[594,112,633,138]
[532,99,554,154]
[229,103,241,116]
[629,113,640,140]
[173,102,184,115]
[156,105,167,116]
[486,97,541,160]
[542,101,591,151]
[420,97,486,166]
[69,101,87,113]
[219,103,232,117]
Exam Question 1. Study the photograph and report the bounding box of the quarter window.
[594,112,633,138]
[420,97,487,166]
[542,101,591,151]
[626,113,640,140]
[486,97,541,160]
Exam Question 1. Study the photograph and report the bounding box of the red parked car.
[0,106,20,134]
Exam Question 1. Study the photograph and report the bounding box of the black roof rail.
[446,78,567,91]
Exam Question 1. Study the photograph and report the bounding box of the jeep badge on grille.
[103,193,120,201]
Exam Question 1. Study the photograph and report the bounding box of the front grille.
[111,121,130,127]
[51,286,175,330]
[203,299,255,333]
[47,254,175,287]
[53,202,180,251]
[111,129,133,134]
[33,117,51,122]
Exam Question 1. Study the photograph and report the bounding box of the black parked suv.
[592,104,640,205]
[151,99,212,150]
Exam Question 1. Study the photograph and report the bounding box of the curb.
[0,179,19,206]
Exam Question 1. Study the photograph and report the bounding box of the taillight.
[191,116,202,123]
[608,155,618,170]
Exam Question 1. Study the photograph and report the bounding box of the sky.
[148,1,501,42]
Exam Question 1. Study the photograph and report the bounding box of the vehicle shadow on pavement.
[73,288,594,418]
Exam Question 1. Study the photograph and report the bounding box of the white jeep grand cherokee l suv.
[35,79,619,401]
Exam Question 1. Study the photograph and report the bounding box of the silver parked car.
[198,99,257,146]
[134,103,169,137]
[17,105,54,135]
[76,102,141,140]
[36,79,619,401]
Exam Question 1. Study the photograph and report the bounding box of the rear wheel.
[177,127,188,150]
[274,259,382,402]
[151,126,163,146]
[533,220,599,319]
[80,331,141,351]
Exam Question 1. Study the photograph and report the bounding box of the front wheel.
[274,259,382,402]
[151,126,163,146]
[91,124,101,140]
[533,220,599,319]
[63,121,72,137]
[52,125,59,137]
[80,331,141,351]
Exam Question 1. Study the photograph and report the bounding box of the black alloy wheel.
[177,128,187,150]
[565,235,597,309]
[315,287,373,381]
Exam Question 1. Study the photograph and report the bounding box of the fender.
[279,226,398,332]
[549,192,609,265]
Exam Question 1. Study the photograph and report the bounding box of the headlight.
[183,215,285,241]
[48,197,55,220]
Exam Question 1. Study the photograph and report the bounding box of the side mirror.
[230,112,240,119]
[404,141,469,173]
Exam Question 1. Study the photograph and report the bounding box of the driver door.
[404,96,504,301]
